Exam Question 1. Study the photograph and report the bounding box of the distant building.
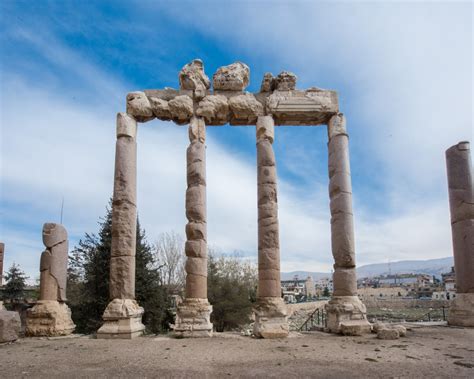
[358,286,409,301]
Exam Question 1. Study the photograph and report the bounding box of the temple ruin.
[98,59,370,338]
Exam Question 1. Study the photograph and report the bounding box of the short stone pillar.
[446,141,474,327]
[97,113,145,339]
[174,116,213,337]
[324,114,370,335]
[253,115,289,339]
[0,309,21,343]
[25,223,75,336]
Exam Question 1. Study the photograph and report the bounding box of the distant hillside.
[281,257,454,281]
[356,257,454,278]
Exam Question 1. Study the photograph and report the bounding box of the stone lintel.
[139,88,338,126]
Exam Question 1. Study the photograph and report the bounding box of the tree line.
[2,201,258,334]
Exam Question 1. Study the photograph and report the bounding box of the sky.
[0,0,472,282]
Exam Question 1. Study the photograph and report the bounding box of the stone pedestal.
[448,293,474,327]
[0,309,21,343]
[174,298,213,338]
[325,114,369,334]
[99,113,144,339]
[326,296,371,334]
[97,299,145,339]
[253,297,289,339]
[253,116,289,339]
[25,300,75,337]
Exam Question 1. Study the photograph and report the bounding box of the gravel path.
[1,326,473,378]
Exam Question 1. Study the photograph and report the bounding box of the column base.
[173,298,213,338]
[25,300,75,337]
[97,299,145,339]
[253,297,289,339]
[448,293,474,327]
[325,296,371,335]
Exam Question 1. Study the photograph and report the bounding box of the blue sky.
[0,0,472,281]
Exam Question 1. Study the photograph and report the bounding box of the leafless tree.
[154,231,185,292]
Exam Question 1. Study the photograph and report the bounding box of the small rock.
[377,328,400,340]
[213,62,250,91]
[274,71,297,90]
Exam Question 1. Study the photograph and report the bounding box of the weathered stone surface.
[188,116,206,143]
[228,93,264,124]
[185,240,207,258]
[196,95,229,125]
[179,59,211,99]
[185,274,208,299]
[332,268,357,296]
[100,112,143,338]
[325,296,370,334]
[0,310,20,343]
[256,115,274,143]
[446,141,474,301]
[97,299,145,339]
[173,298,213,337]
[267,89,338,125]
[40,223,68,302]
[185,185,206,222]
[274,71,297,91]
[149,97,171,120]
[126,91,154,122]
[213,62,250,91]
[185,222,207,241]
[168,95,194,124]
[377,328,400,340]
[0,242,4,286]
[116,112,137,138]
[260,73,275,92]
[25,301,75,337]
[448,293,474,327]
[372,323,406,337]
[340,320,372,336]
[253,297,289,339]
[328,112,347,139]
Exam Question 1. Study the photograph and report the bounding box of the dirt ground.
[1,325,473,378]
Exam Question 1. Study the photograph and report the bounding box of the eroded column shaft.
[446,141,474,294]
[328,114,357,297]
[110,113,137,300]
[185,117,208,299]
[257,116,281,298]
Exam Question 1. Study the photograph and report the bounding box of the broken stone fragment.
[260,72,275,92]
[377,328,400,340]
[0,310,21,343]
[149,97,171,120]
[196,95,229,125]
[275,71,297,90]
[213,62,250,91]
[126,91,154,122]
[228,93,264,124]
[168,95,194,124]
[179,59,211,92]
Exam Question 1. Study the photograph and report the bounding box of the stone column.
[253,115,289,339]
[97,112,145,339]
[25,223,75,336]
[446,141,474,327]
[174,116,213,337]
[0,242,4,287]
[324,113,370,335]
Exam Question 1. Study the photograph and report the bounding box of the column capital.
[328,113,347,140]
[256,115,274,143]
[117,112,137,138]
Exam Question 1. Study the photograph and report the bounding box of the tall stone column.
[446,141,474,327]
[26,223,75,336]
[174,116,213,337]
[324,113,370,335]
[97,112,145,339]
[253,115,289,339]
[0,242,4,287]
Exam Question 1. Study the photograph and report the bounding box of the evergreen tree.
[323,286,330,297]
[3,263,28,304]
[67,201,172,334]
[207,253,257,332]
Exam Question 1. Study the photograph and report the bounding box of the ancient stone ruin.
[26,223,75,336]
[446,141,474,327]
[99,59,370,338]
